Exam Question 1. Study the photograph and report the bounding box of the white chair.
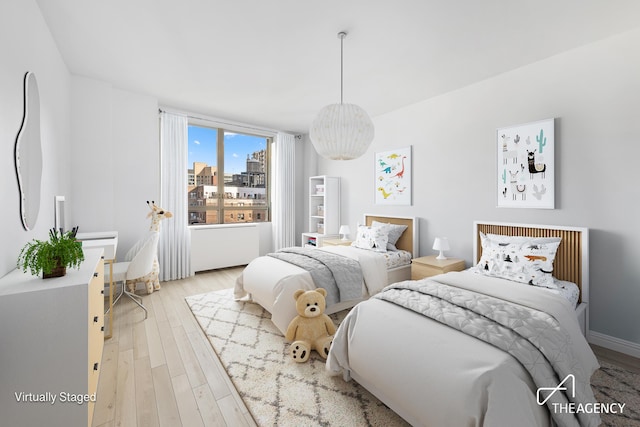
[105,232,159,319]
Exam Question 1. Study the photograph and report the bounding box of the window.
[187,124,270,225]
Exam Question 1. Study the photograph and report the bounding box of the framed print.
[375,146,412,205]
[497,119,555,209]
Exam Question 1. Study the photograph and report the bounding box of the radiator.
[190,224,260,274]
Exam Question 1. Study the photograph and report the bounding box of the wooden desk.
[77,231,118,339]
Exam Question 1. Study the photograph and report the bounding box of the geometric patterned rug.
[186,288,640,427]
[185,288,409,426]
[591,361,640,426]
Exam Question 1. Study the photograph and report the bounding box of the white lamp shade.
[339,225,351,240]
[432,237,450,260]
[432,237,450,251]
[309,103,375,160]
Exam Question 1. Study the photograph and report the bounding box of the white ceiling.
[36,0,640,134]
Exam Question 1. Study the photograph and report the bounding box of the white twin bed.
[327,221,600,427]
[234,219,599,426]
[234,214,418,334]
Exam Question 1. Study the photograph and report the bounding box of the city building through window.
[187,124,270,225]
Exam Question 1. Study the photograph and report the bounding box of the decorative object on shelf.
[15,71,43,231]
[375,146,412,205]
[309,32,374,160]
[432,237,450,260]
[17,227,84,278]
[497,118,555,209]
[338,225,351,240]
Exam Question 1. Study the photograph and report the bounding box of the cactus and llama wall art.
[496,119,554,209]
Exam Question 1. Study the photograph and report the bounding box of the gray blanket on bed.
[267,247,363,306]
[376,279,599,427]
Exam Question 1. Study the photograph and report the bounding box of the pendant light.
[309,32,375,160]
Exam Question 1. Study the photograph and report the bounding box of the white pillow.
[372,221,408,250]
[351,224,389,252]
[471,232,561,288]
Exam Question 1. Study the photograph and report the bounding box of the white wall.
[316,29,640,348]
[69,77,159,256]
[0,0,160,276]
[0,0,72,277]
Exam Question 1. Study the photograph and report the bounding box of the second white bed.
[234,214,418,335]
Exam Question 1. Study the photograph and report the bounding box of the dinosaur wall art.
[375,146,412,205]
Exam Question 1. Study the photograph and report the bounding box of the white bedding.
[546,278,581,308]
[327,271,600,427]
[234,246,408,334]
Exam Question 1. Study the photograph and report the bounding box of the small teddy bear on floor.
[285,288,336,363]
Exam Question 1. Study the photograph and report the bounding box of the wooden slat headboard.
[474,221,589,304]
[364,214,418,257]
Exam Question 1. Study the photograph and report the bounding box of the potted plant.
[17,228,85,278]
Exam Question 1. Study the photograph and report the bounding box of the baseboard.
[587,330,640,359]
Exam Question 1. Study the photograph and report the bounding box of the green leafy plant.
[17,228,85,278]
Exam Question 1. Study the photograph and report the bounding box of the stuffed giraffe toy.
[125,201,173,294]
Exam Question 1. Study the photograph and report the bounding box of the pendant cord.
[339,32,345,105]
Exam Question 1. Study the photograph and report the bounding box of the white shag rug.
[185,288,409,427]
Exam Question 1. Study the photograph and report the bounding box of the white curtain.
[272,132,296,251]
[159,112,191,281]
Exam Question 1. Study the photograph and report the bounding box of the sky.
[188,125,268,174]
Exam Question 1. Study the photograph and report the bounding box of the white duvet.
[327,271,601,427]
[234,246,388,335]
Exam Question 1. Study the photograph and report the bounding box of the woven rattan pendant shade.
[309,32,374,160]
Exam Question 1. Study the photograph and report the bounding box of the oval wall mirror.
[15,71,43,231]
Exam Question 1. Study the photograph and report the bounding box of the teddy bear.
[285,288,336,363]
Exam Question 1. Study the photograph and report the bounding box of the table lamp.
[432,237,450,260]
[339,225,351,240]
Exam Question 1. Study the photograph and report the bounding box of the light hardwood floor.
[92,266,256,427]
[92,267,640,427]
[591,344,640,374]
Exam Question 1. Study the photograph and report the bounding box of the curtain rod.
[158,106,296,137]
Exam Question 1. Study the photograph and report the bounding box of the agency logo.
[537,374,626,415]
[537,374,575,405]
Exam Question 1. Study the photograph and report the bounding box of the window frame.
[188,118,273,226]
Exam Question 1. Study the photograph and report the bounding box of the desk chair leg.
[124,288,148,319]
[106,281,148,320]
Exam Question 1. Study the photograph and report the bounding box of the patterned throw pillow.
[472,232,562,288]
[372,221,408,251]
[351,224,389,252]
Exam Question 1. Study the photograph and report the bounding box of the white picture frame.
[497,119,555,209]
[375,146,412,205]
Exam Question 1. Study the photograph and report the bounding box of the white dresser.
[0,248,105,427]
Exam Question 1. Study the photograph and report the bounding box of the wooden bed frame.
[473,221,589,334]
[363,214,419,284]
[364,214,419,257]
